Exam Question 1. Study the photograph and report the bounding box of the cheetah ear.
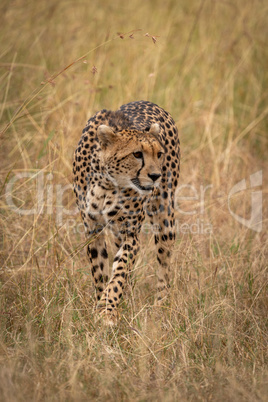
[148,123,166,151]
[97,125,117,149]
[148,123,160,136]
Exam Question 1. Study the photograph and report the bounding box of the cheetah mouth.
[131,178,154,192]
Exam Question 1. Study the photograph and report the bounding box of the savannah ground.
[0,0,267,400]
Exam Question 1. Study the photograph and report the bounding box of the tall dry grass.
[0,0,267,400]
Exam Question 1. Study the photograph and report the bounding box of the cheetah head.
[97,123,165,194]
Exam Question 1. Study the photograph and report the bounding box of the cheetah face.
[98,123,165,194]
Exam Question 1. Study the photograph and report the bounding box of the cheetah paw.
[95,305,118,326]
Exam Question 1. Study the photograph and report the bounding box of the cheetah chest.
[85,184,145,235]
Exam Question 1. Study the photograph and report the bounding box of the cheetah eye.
[133,151,143,159]
[157,152,163,159]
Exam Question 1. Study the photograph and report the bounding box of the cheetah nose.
[148,173,161,182]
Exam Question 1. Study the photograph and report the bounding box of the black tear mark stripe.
[136,153,144,178]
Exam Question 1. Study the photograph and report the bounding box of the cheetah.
[73,101,180,325]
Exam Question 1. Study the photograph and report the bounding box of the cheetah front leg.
[97,235,139,325]
[87,234,110,302]
[154,225,175,304]
[148,191,176,304]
